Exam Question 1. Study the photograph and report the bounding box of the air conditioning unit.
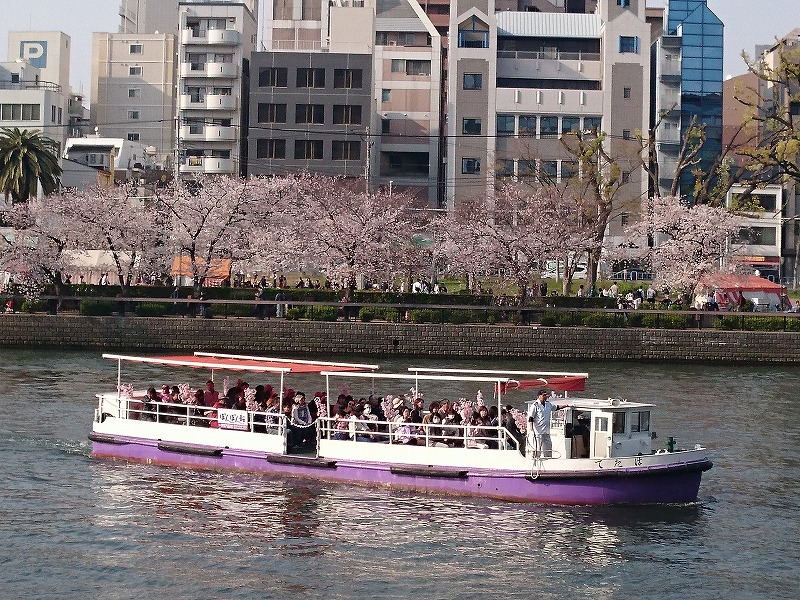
[389,41,396,46]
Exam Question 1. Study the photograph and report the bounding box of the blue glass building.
[656,0,723,203]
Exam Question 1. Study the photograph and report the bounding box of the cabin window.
[594,416,608,432]
[612,412,625,434]
[631,411,650,432]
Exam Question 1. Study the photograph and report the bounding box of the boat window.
[612,412,625,434]
[594,416,608,432]
[631,410,650,432]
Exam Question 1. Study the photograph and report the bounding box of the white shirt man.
[527,390,568,458]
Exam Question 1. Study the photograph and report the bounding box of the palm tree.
[0,127,62,202]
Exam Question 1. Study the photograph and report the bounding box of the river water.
[0,349,798,599]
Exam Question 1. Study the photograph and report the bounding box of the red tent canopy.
[501,375,586,393]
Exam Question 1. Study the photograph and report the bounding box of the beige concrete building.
[90,33,177,166]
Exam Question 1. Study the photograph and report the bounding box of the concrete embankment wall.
[1,314,799,363]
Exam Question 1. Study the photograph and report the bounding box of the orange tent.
[170,257,231,287]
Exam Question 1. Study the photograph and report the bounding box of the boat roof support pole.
[116,358,121,397]
[279,372,285,412]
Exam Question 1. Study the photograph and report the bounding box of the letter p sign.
[20,41,48,68]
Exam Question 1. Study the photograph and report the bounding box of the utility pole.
[364,126,371,194]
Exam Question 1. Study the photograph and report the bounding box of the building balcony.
[179,94,205,109]
[205,94,237,110]
[182,156,235,174]
[207,29,240,45]
[181,29,206,45]
[179,62,238,78]
[180,125,235,142]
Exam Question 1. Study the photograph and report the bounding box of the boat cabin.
[537,398,655,460]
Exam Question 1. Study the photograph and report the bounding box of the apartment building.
[254,0,442,205]
[177,0,259,176]
[446,0,650,242]
[119,0,181,35]
[90,33,177,166]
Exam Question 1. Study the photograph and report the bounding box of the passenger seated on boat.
[392,406,417,445]
[333,406,349,440]
[231,388,247,411]
[208,395,228,428]
[488,406,500,449]
[204,380,219,406]
[349,404,375,442]
[441,408,463,448]
[143,387,160,421]
[361,398,379,427]
[422,402,446,447]
[466,406,491,449]
[410,397,425,423]
[289,392,315,450]
[190,388,207,427]
[502,406,525,454]
[159,384,170,401]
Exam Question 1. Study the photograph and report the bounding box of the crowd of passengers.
[136,381,527,451]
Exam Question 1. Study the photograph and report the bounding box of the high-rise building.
[446,0,650,241]
[177,0,259,176]
[253,0,442,205]
[652,0,723,201]
[90,33,177,166]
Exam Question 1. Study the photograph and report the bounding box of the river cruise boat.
[89,352,712,505]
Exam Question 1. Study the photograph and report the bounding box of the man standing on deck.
[527,390,569,458]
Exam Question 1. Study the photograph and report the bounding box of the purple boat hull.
[91,438,711,505]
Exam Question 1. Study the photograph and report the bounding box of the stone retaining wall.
[1,314,799,363]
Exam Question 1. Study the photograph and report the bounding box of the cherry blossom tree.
[287,174,420,297]
[0,196,77,299]
[439,183,596,303]
[62,183,169,292]
[161,174,281,293]
[623,195,745,295]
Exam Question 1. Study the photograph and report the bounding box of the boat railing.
[101,395,287,435]
[316,416,521,451]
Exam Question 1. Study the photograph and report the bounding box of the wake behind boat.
[89,352,712,505]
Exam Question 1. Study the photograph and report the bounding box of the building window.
[496,159,514,177]
[334,69,363,89]
[392,59,431,76]
[622,170,631,184]
[332,140,361,160]
[258,67,287,87]
[619,36,639,54]
[540,116,558,138]
[51,105,57,123]
[127,110,140,120]
[622,129,632,140]
[127,133,140,141]
[458,15,489,48]
[333,105,362,125]
[58,107,62,125]
[406,60,431,76]
[621,212,630,226]
[10,73,19,84]
[540,160,558,180]
[463,73,482,90]
[257,103,287,124]
[497,115,515,136]
[381,118,392,134]
[736,226,777,245]
[617,0,630,7]
[2,103,41,121]
[294,139,324,160]
[256,138,286,159]
[462,118,481,135]
[381,89,391,102]
[583,116,602,134]
[296,68,325,88]
[519,115,536,136]
[295,104,324,124]
[129,66,142,76]
[561,117,580,135]
[623,87,631,99]
[462,158,480,174]
[129,44,143,54]
[561,161,579,180]
[128,88,141,98]
[375,32,389,46]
